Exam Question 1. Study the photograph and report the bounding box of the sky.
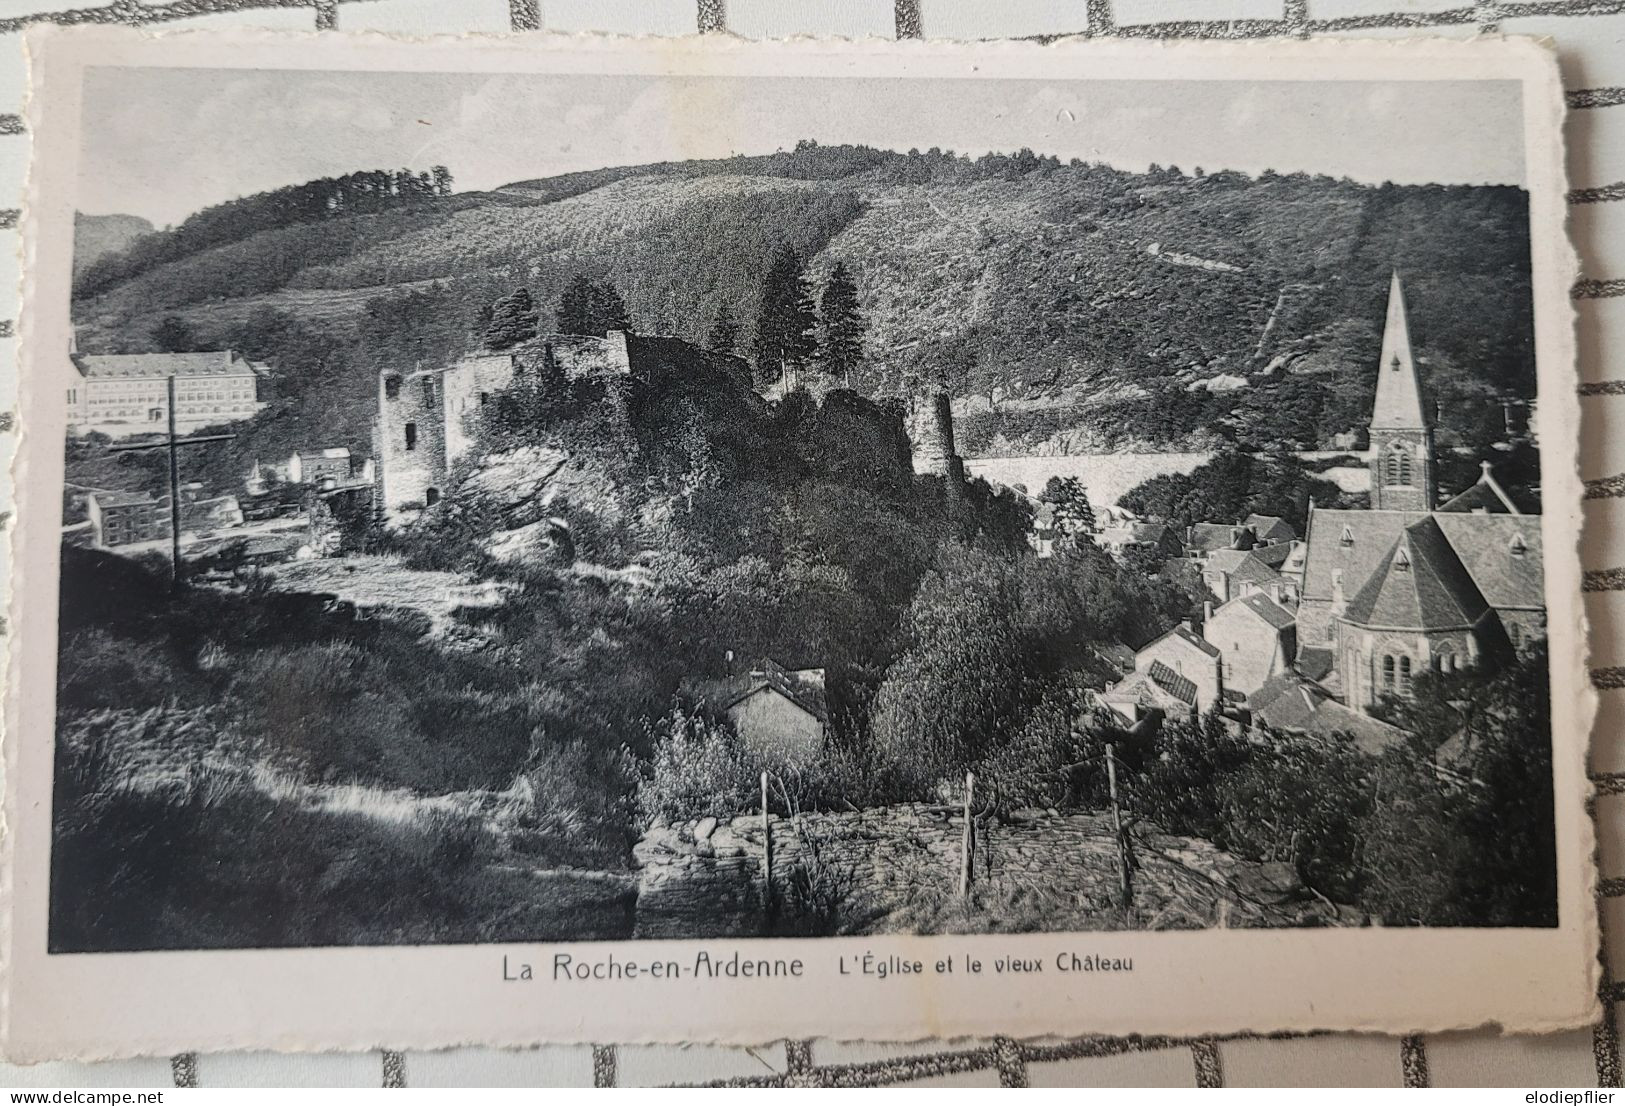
[76,67,1526,227]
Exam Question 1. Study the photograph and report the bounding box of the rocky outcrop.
[456,445,622,564]
[632,803,1358,939]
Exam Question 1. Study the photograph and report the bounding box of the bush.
[636,708,761,823]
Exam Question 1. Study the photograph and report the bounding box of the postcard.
[0,28,1596,1059]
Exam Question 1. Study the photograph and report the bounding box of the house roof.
[1146,660,1197,705]
[705,661,829,724]
[1342,516,1490,630]
[1250,672,1405,752]
[1214,591,1297,632]
[1370,272,1428,431]
[1141,622,1222,660]
[1243,513,1296,542]
[1205,549,1282,588]
[1250,541,1295,570]
[74,351,263,380]
[88,489,163,508]
[1188,522,1255,553]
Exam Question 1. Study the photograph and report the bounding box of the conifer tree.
[818,261,864,386]
[588,281,631,336]
[706,304,740,355]
[484,287,538,350]
[752,245,817,389]
[557,274,596,335]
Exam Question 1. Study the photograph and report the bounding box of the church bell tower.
[1367,272,1435,511]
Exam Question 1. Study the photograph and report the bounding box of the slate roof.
[1341,516,1490,631]
[1249,672,1405,752]
[1250,541,1296,570]
[1229,592,1298,631]
[1438,464,1520,515]
[75,351,263,379]
[1431,513,1543,611]
[1145,660,1197,705]
[88,489,164,508]
[1188,522,1255,553]
[1141,623,1222,659]
[1370,273,1428,431]
[1205,549,1282,589]
[1093,642,1137,673]
[1243,513,1296,543]
[1300,508,1428,603]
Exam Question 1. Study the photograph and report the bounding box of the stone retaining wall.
[632,804,1357,939]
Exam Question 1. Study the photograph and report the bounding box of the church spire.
[1370,271,1428,431]
[1366,271,1437,512]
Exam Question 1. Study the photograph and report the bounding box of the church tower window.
[1382,655,1395,689]
[1398,656,1412,695]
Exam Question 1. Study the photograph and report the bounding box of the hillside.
[71,144,1535,456]
[73,213,153,272]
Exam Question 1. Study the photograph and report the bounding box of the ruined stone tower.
[913,390,965,483]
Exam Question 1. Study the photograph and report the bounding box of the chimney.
[1203,600,1214,622]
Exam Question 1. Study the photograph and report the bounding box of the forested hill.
[72,143,1534,454]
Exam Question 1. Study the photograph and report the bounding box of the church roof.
[1431,513,1543,610]
[1438,461,1521,515]
[1300,508,1427,603]
[1341,516,1490,630]
[1369,272,1429,431]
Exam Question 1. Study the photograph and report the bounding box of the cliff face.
[632,804,1358,939]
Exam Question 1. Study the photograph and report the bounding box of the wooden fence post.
[959,771,975,898]
[1105,743,1131,908]
[761,770,774,914]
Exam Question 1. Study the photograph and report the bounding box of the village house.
[1295,273,1544,713]
[1201,547,1287,604]
[68,349,266,438]
[86,490,171,548]
[1243,513,1296,545]
[1248,672,1405,752]
[1204,593,1297,699]
[1097,521,1184,560]
[1099,660,1202,726]
[701,660,829,764]
[1186,522,1257,557]
[1125,623,1223,711]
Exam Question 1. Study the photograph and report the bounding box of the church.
[1293,273,1545,714]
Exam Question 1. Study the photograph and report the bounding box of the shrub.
[636,707,761,823]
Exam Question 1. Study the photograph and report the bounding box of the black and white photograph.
[1,31,1595,1054]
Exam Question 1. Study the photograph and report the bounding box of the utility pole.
[107,374,235,591]
[1105,742,1132,909]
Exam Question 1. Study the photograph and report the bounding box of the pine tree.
[430,165,454,196]
[588,281,630,336]
[1040,476,1096,545]
[557,274,596,335]
[706,305,740,355]
[752,245,817,389]
[818,260,864,386]
[485,287,538,350]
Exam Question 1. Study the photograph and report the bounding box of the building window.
[404,422,417,451]
[1508,622,1522,648]
[422,377,436,405]
[1386,453,1400,485]
[1382,655,1395,689]
[425,487,441,506]
[384,375,401,400]
[1398,453,1412,485]
[479,391,490,406]
[1393,547,1411,573]
[1509,534,1527,558]
[1398,656,1412,695]
[1339,526,1354,547]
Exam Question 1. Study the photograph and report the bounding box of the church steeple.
[1367,272,1436,511]
[1370,271,1428,431]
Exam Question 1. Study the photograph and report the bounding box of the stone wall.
[632,803,1356,939]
